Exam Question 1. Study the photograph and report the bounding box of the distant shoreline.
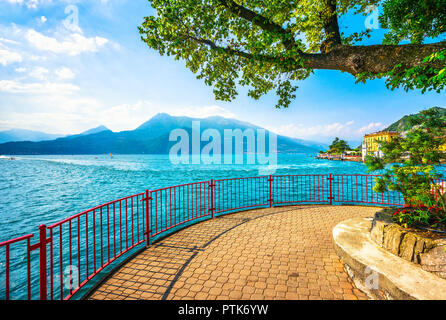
[0,152,317,157]
[315,154,363,163]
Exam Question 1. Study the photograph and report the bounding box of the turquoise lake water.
[0,153,372,242]
[0,153,444,299]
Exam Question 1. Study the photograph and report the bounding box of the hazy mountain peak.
[136,113,259,133]
[80,125,110,135]
[0,128,64,143]
[135,113,174,131]
[152,113,171,119]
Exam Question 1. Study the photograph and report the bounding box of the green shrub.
[366,107,446,230]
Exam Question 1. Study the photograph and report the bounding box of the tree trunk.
[301,43,446,75]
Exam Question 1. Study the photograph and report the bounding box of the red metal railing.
[331,174,404,205]
[0,235,34,300]
[149,181,211,238]
[0,174,444,300]
[213,176,270,214]
[272,174,331,205]
[42,192,147,300]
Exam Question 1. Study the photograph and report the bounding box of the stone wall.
[333,217,446,300]
[370,210,446,279]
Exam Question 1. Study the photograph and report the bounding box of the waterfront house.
[361,131,399,161]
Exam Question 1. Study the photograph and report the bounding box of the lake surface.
[0,153,444,300]
[0,153,372,242]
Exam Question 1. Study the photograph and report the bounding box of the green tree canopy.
[139,0,446,108]
[380,0,446,44]
[139,0,446,107]
[328,137,351,154]
[366,107,446,210]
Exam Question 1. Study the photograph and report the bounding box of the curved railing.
[0,174,443,300]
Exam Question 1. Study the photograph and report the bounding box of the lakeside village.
[316,131,446,163]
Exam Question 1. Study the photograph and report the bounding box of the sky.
[0,0,444,145]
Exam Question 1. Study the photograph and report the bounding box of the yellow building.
[363,131,399,157]
[363,132,445,158]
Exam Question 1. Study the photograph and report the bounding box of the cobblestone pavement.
[89,205,379,300]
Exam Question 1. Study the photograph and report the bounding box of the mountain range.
[384,106,446,133]
[0,114,326,155]
[0,129,64,144]
[0,126,111,144]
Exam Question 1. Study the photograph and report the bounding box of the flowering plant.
[393,203,446,231]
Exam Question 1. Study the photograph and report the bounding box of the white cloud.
[0,92,104,133]
[26,0,38,9]
[0,37,20,45]
[170,105,235,119]
[29,54,47,61]
[28,66,49,80]
[25,29,109,56]
[0,96,237,134]
[0,80,79,94]
[0,112,89,134]
[0,0,50,9]
[266,120,389,141]
[55,67,75,80]
[267,120,356,139]
[357,122,385,134]
[0,46,22,65]
[1,0,24,4]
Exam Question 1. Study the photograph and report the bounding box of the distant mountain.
[80,125,110,136]
[0,129,64,143]
[0,114,323,155]
[385,106,446,133]
[65,125,111,139]
[287,138,328,152]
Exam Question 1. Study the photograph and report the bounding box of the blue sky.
[0,0,444,144]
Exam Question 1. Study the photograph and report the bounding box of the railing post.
[38,224,47,300]
[209,179,215,219]
[268,175,273,208]
[144,189,152,247]
[328,174,334,205]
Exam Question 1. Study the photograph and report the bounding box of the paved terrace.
[88,205,379,300]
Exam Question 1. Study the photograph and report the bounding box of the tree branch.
[320,0,342,53]
[182,32,446,77]
[303,43,446,75]
[216,0,297,51]
[182,33,284,64]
